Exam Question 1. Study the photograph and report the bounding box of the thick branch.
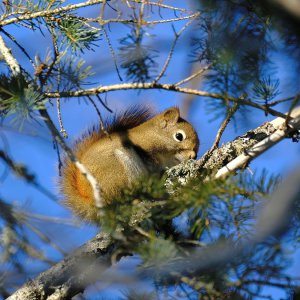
[7,232,115,300]
[215,106,300,178]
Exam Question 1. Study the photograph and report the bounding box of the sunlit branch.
[44,82,289,118]
[130,1,188,12]
[0,0,104,27]
[215,106,300,178]
[0,35,20,75]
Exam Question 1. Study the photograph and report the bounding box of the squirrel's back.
[59,106,199,222]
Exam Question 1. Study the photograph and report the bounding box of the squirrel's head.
[131,107,199,168]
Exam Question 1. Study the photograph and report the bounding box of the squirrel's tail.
[59,131,100,222]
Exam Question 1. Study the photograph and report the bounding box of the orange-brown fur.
[59,106,199,222]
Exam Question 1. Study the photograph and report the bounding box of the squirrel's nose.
[189,150,197,159]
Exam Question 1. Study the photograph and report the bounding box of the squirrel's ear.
[159,107,180,128]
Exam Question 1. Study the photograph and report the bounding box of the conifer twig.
[0,0,104,27]
[175,64,211,86]
[154,12,200,82]
[0,150,57,201]
[130,1,188,13]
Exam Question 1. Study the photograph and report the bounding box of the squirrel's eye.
[173,130,186,142]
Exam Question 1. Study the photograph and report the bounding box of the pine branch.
[8,106,300,300]
[150,167,300,284]
[0,0,104,27]
[44,82,289,118]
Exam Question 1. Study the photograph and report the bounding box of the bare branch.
[215,106,300,178]
[0,150,57,201]
[130,1,189,13]
[0,0,104,27]
[175,64,211,86]
[44,82,289,118]
[154,12,200,82]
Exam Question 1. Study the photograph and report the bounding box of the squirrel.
[59,106,199,222]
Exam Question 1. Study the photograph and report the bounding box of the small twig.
[285,93,300,127]
[130,1,188,13]
[56,97,68,138]
[0,0,104,27]
[21,211,77,226]
[154,12,200,83]
[101,26,122,81]
[53,139,63,176]
[198,104,239,169]
[175,64,211,86]
[0,150,57,201]
[0,28,35,69]
[211,104,240,150]
[135,226,151,238]
[96,94,113,113]
[24,221,67,255]
[42,26,60,85]
[86,95,108,136]
[268,95,296,107]
[0,131,10,182]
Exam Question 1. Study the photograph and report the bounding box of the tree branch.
[0,35,20,75]
[7,232,115,300]
[44,82,289,119]
[215,106,300,178]
[0,0,104,27]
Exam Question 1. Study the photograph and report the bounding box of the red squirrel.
[59,106,199,221]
